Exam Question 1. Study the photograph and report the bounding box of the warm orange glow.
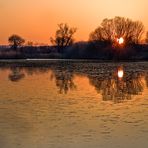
[117,37,124,45]
[118,68,124,78]
[0,0,148,45]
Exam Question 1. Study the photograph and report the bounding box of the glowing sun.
[117,37,124,44]
[118,69,124,78]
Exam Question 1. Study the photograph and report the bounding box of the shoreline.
[0,58,147,62]
[0,59,147,67]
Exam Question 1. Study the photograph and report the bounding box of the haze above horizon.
[0,0,148,45]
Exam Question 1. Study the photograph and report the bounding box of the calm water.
[0,61,148,148]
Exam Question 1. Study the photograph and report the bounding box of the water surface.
[0,61,148,148]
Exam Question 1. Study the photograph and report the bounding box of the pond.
[0,60,148,148]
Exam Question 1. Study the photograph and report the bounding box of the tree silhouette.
[89,17,144,46]
[8,67,25,82]
[50,23,77,53]
[8,34,25,50]
[88,69,144,103]
[51,70,76,94]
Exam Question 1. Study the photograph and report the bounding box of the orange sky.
[0,0,148,45]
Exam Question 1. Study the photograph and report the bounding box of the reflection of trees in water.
[145,73,148,88]
[7,65,76,94]
[24,66,77,94]
[89,70,145,103]
[51,70,76,94]
[8,66,50,82]
[5,63,148,101]
[9,67,25,82]
[24,67,49,76]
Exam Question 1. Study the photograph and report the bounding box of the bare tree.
[50,23,77,52]
[89,17,144,46]
[8,34,25,50]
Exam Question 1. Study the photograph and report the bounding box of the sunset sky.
[0,0,148,45]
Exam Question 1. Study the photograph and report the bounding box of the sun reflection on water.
[118,67,124,79]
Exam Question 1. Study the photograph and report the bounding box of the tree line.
[3,17,148,60]
[8,17,148,48]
